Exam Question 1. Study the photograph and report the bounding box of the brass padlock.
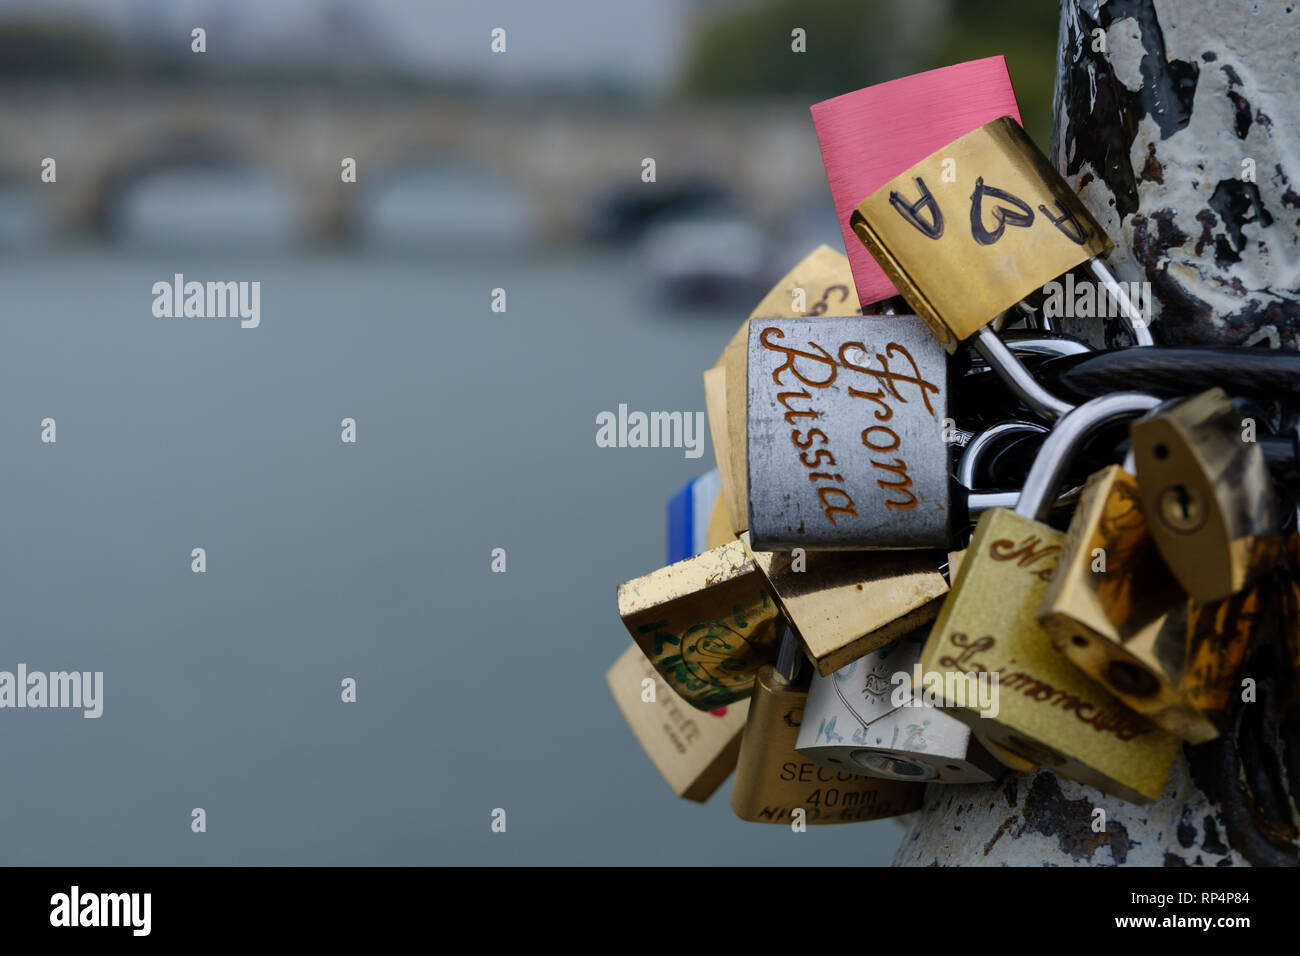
[1281,530,1300,700]
[1131,387,1280,605]
[738,531,948,676]
[617,540,783,710]
[850,116,1150,352]
[607,643,749,802]
[796,629,1003,783]
[1039,464,1260,743]
[705,489,731,550]
[710,245,860,535]
[730,631,923,824]
[920,393,1181,803]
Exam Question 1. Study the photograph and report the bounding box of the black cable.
[1037,347,1300,403]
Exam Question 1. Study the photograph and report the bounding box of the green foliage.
[0,20,127,79]
[931,0,1060,149]
[679,0,1060,149]
[680,0,902,100]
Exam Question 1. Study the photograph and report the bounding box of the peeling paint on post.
[1047,0,1300,348]
[895,0,1300,866]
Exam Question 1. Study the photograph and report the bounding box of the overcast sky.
[0,0,693,87]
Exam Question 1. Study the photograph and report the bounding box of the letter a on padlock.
[851,118,1114,352]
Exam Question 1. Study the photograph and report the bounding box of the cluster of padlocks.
[607,58,1300,825]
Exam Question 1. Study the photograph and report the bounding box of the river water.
[0,239,903,864]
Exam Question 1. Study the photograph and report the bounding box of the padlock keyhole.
[1158,484,1205,533]
[1106,660,1159,698]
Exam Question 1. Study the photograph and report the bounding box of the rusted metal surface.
[895,0,1300,866]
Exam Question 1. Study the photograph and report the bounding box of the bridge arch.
[353,148,538,247]
[90,130,300,244]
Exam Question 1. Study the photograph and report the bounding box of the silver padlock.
[746,314,949,550]
[795,629,1003,783]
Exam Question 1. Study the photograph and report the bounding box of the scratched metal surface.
[895,0,1300,867]
[746,315,949,550]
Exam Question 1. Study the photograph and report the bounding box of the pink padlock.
[811,56,1022,311]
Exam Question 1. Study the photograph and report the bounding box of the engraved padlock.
[709,245,860,536]
[850,115,1152,351]
[745,313,948,549]
[1131,387,1280,605]
[735,422,1059,676]
[738,531,948,676]
[1038,463,1263,744]
[919,393,1182,803]
[607,644,749,802]
[796,629,1003,784]
[617,540,783,710]
[730,629,923,824]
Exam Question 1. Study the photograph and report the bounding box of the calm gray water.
[0,244,904,865]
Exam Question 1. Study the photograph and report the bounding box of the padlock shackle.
[992,329,1093,359]
[973,326,1075,421]
[956,421,1049,488]
[774,622,800,684]
[1088,259,1154,347]
[1014,392,1161,521]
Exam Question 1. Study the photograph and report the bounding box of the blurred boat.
[637,211,772,308]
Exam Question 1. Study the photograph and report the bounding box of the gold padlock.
[705,490,731,550]
[739,531,948,676]
[617,540,783,710]
[920,394,1181,803]
[850,117,1113,353]
[945,545,1041,772]
[730,632,923,824]
[607,643,749,802]
[709,245,860,535]
[1281,531,1300,699]
[1131,388,1280,605]
[1039,464,1260,744]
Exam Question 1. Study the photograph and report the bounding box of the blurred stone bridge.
[0,88,826,242]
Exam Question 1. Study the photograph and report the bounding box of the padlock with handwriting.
[617,541,784,710]
[1038,464,1262,743]
[730,630,923,824]
[746,314,949,550]
[707,245,861,537]
[732,423,1059,677]
[1131,387,1280,605]
[851,116,1151,351]
[919,394,1181,803]
[796,629,1003,783]
[607,644,749,802]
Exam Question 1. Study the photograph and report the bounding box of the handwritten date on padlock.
[746,315,949,552]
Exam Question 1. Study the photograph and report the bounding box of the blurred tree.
[679,0,1058,148]
[930,0,1059,149]
[0,21,127,80]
